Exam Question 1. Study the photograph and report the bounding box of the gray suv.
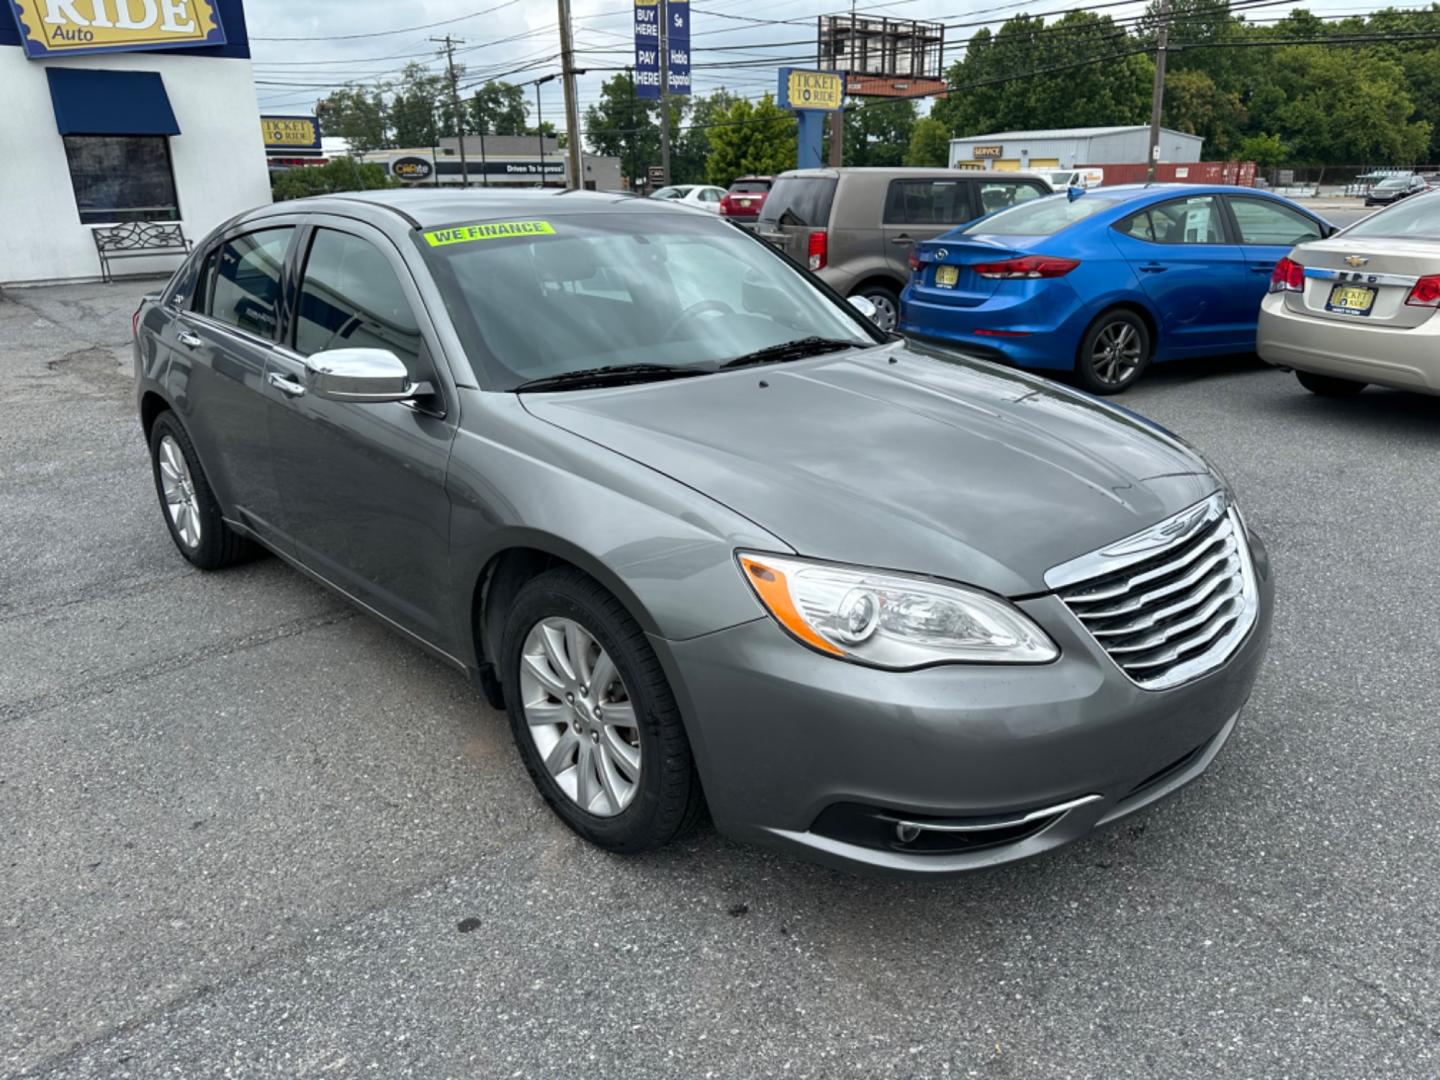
[134,189,1271,875]
[756,167,1051,330]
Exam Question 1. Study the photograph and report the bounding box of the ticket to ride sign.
[777,68,843,112]
[261,116,321,153]
[7,0,226,58]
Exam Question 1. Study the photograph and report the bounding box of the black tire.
[854,284,900,333]
[1077,309,1152,394]
[148,411,254,570]
[1296,369,1366,397]
[500,567,704,854]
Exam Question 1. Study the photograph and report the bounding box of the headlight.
[737,552,1058,669]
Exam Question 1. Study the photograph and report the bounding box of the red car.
[719,177,773,225]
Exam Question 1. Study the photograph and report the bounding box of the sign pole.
[659,0,671,186]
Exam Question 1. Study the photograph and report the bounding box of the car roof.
[248,188,671,230]
[776,167,1052,180]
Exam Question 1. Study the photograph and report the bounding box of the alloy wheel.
[519,617,642,817]
[157,434,202,549]
[1090,320,1142,387]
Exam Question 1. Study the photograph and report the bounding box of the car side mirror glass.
[304,348,422,404]
[848,295,879,323]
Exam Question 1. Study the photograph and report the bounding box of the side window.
[191,250,217,313]
[884,181,974,225]
[1228,198,1322,246]
[1147,196,1225,244]
[206,227,292,339]
[1118,211,1157,243]
[977,181,1044,215]
[294,229,423,372]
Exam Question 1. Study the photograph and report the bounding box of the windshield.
[758,177,836,227]
[1344,191,1440,239]
[1376,178,1410,190]
[419,211,878,390]
[962,193,1118,236]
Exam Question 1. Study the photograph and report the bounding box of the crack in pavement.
[0,608,357,725]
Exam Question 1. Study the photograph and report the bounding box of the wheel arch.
[849,273,906,301]
[139,389,172,440]
[468,531,664,705]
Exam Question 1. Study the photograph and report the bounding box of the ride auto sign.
[6,0,227,58]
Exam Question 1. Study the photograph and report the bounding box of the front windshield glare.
[420,212,876,390]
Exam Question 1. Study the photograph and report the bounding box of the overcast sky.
[245,0,1403,127]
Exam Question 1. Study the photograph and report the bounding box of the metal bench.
[91,221,191,284]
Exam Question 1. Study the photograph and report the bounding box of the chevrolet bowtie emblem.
[1345,255,1369,267]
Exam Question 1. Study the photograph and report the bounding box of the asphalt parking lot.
[3,263,1438,1078]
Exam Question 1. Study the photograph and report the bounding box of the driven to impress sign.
[7,0,227,58]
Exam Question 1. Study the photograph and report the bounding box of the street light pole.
[532,73,558,187]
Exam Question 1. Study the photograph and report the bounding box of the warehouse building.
[1,0,271,285]
[949,125,1204,172]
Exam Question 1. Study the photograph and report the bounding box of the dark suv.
[756,167,1050,330]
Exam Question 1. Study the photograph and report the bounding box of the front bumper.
[652,533,1273,875]
[1258,292,1440,394]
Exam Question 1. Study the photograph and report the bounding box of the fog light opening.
[895,823,922,844]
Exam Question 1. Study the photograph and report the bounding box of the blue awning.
[46,69,180,137]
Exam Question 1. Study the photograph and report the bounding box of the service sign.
[971,145,1004,158]
[390,156,434,182]
[777,68,843,112]
[261,115,321,153]
[7,0,226,58]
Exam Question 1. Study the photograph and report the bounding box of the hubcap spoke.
[519,615,641,818]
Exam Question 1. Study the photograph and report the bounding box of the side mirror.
[304,348,424,404]
[848,295,879,323]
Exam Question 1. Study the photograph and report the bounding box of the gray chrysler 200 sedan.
[133,189,1272,875]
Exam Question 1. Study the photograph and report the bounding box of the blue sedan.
[899,185,1334,393]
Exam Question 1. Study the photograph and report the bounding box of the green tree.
[1236,132,1286,166]
[583,72,685,187]
[316,85,389,155]
[469,80,527,136]
[706,95,796,186]
[1269,46,1431,163]
[1163,69,1246,160]
[905,116,951,166]
[271,159,399,202]
[674,88,739,183]
[843,98,916,167]
[390,62,443,148]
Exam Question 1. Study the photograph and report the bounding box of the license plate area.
[935,265,958,288]
[1326,283,1376,315]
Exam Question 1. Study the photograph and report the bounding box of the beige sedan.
[1258,191,1440,396]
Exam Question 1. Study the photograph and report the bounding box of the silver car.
[134,190,1272,875]
[1259,191,1440,396]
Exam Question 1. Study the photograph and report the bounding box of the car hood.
[521,341,1218,596]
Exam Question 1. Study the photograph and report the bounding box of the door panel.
[1226,196,1325,317]
[173,227,294,526]
[263,223,458,648]
[1112,196,1252,354]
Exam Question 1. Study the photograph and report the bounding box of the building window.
[62,136,180,225]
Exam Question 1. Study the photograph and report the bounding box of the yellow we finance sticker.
[423,220,556,246]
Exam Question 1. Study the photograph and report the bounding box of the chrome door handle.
[266,371,307,397]
[176,329,203,348]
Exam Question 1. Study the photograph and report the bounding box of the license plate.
[935,265,958,288]
[740,199,751,207]
[1326,284,1376,315]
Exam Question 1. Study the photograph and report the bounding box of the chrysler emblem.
[1345,255,1369,267]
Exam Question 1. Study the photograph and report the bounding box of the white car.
[649,184,727,213]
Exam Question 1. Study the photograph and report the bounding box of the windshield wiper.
[513,364,709,393]
[718,337,863,370]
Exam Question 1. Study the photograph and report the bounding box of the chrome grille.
[1046,493,1258,691]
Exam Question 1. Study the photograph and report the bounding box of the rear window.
[1344,191,1440,239]
[758,177,837,227]
[963,194,1116,236]
[729,181,770,194]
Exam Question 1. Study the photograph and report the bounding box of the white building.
[949,125,1205,172]
[363,137,623,193]
[1,0,271,285]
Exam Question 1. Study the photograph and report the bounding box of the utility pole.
[626,65,638,191]
[557,0,583,190]
[432,34,469,188]
[658,0,671,185]
[1146,0,1170,183]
